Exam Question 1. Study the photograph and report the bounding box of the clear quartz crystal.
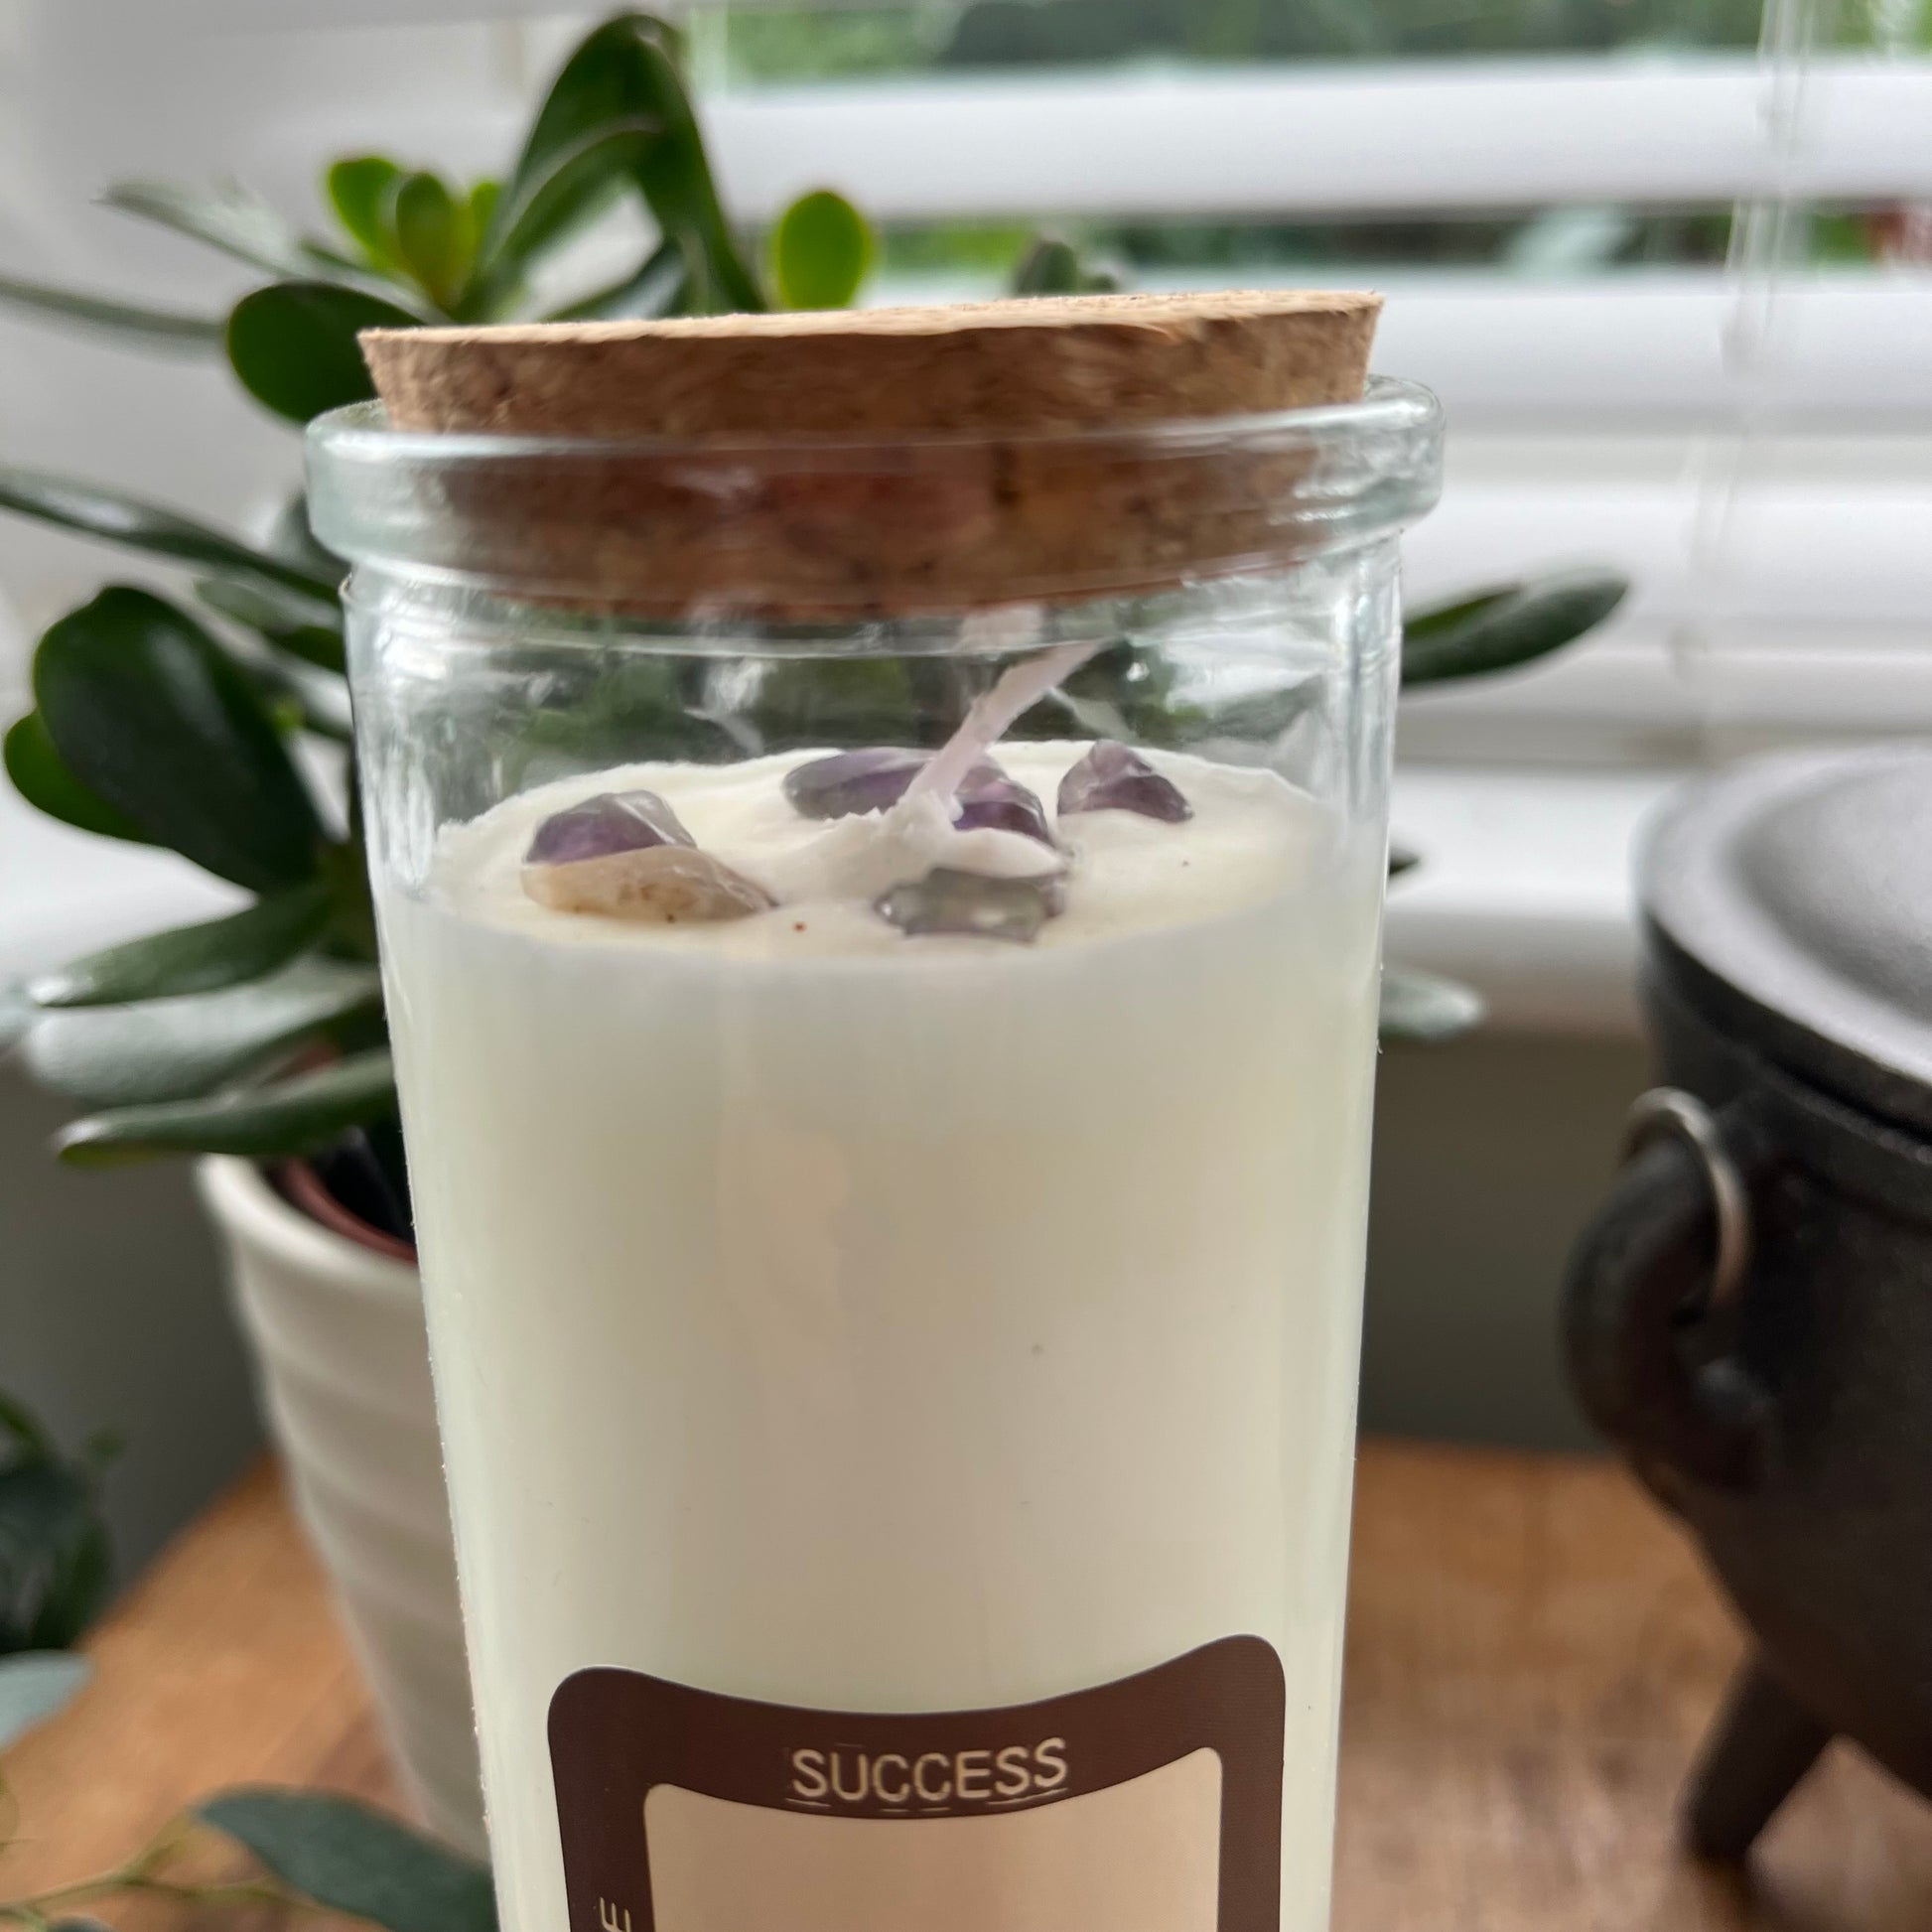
[874,867,1065,943]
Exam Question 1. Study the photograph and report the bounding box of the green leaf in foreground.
[0,1652,91,1750]
[0,468,338,608]
[34,588,325,891]
[1380,968,1486,1044]
[59,1048,397,1167]
[0,271,223,352]
[4,712,151,845]
[226,282,420,425]
[27,959,380,1109]
[1402,571,1629,687]
[770,189,873,311]
[30,883,331,1010]
[199,1787,494,1932]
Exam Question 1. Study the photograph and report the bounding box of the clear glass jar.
[309,378,1441,1932]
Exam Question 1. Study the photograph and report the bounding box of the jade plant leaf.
[227,282,422,425]
[1402,571,1628,687]
[0,1653,91,1749]
[266,491,346,587]
[196,579,345,677]
[483,23,660,282]
[622,19,763,314]
[0,1408,113,1653]
[0,469,339,608]
[30,883,332,1010]
[392,171,471,312]
[1011,233,1121,296]
[543,236,686,322]
[3,713,151,845]
[199,1788,494,1932]
[26,959,381,1109]
[499,15,761,316]
[0,271,223,352]
[33,588,325,891]
[476,121,662,310]
[0,1481,110,1652]
[238,648,354,744]
[102,180,349,281]
[1379,967,1486,1043]
[58,1049,398,1167]
[747,655,917,752]
[327,156,406,268]
[770,190,874,311]
[469,180,500,239]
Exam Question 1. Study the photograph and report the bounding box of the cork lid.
[341,291,1418,617]
[363,291,1380,440]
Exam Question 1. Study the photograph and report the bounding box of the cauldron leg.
[1685,1658,1833,1861]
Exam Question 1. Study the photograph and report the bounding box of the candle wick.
[909,640,1101,810]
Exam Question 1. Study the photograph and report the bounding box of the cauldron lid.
[1642,745,1932,1136]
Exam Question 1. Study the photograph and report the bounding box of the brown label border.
[549,1634,1285,1932]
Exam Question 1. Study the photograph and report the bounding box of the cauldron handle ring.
[1563,1088,1774,1495]
[1623,1089,1753,1309]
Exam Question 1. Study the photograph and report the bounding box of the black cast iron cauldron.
[1563,745,1932,1861]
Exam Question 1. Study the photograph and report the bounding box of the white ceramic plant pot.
[196,1157,483,1854]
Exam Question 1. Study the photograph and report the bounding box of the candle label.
[550,1634,1284,1932]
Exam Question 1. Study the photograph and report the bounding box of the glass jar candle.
[309,330,1441,1932]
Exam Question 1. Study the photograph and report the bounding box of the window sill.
[1388,762,1676,1039]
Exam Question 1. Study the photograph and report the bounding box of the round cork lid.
[353,290,1391,615]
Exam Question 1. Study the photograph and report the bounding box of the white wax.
[377,744,1383,1932]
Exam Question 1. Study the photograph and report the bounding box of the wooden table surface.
[7,1441,1932,1932]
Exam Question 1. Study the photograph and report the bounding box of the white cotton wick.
[908,640,1103,809]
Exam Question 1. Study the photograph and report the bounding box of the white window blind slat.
[1370,277,1932,431]
[705,57,1932,220]
[1409,479,1932,631]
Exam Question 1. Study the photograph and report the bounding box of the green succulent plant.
[0,9,1626,1240]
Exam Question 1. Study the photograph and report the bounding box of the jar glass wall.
[309,377,1442,1932]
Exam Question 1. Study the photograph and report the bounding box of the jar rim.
[306,375,1442,615]
[309,374,1440,468]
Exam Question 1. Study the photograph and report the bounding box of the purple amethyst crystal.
[875,868,1064,944]
[953,774,1055,847]
[1056,741,1191,824]
[524,789,693,866]
[522,788,768,922]
[784,748,928,820]
[783,748,1007,822]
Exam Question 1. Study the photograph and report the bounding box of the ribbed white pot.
[196,1157,484,1854]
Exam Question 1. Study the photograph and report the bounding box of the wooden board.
[6,1445,1932,1931]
